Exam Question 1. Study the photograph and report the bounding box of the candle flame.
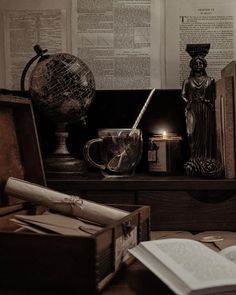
[162,130,167,139]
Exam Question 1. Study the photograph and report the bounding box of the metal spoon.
[107,88,156,172]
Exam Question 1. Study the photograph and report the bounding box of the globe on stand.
[22,45,95,176]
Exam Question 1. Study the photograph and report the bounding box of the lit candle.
[162,130,167,139]
[148,132,182,174]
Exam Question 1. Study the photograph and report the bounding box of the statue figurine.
[182,44,223,177]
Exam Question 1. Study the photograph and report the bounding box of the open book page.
[71,0,163,89]
[165,0,236,89]
[0,0,163,90]
[0,0,71,90]
[129,239,236,295]
[2,0,236,90]
[220,246,236,264]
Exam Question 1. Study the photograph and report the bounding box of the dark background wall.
[35,89,189,174]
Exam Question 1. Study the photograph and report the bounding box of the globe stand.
[43,124,87,176]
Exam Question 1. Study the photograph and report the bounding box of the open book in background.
[1,0,236,90]
[129,238,236,295]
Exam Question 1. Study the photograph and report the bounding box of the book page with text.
[0,0,71,90]
[220,245,236,264]
[165,0,236,89]
[71,0,163,90]
[130,239,236,295]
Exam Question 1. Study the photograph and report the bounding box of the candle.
[162,130,167,139]
[148,132,182,174]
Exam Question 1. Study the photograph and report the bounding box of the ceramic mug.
[83,128,143,177]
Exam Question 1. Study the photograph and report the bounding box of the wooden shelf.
[47,173,236,191]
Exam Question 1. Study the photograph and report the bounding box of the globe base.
[43,125,88,176]
[44,154,88,176]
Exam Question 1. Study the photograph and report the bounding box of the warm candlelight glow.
[148,132,182,174]
[162,130,167,139]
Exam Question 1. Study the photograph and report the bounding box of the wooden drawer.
[46,187,136,205]
[45,181,135,205]
[81,191,135,204]
[137,191,236,231]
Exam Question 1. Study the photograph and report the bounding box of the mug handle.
[83,138,106,170]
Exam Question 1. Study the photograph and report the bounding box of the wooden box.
[0,95,150,294]
[0,204,150,294]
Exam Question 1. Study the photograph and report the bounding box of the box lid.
[0,95,45,208]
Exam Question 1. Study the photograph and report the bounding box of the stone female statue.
[181,46,216,159]
[181,44,223,177]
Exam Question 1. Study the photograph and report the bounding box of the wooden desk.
[0,260,174,295]
[2,231,236,295]
[0,262,169,295]
[101,260,174,295]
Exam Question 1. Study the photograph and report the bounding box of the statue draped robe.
[181,76,216,159]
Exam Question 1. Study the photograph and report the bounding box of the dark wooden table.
[2,231,236,295]
[0,261,174,295]
[101,259,174,295]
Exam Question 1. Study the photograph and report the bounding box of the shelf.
[46,173,236,191]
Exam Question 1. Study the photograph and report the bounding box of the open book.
[129,238,236,295]
[1,0,236,90]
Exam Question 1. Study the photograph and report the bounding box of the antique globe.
[29,52,95,123]
[24,45,96,175]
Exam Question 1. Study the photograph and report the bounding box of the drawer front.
[82,191,135,204]
[137,191,236,231]
[47,182,136,204]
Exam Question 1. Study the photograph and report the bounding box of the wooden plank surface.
[47,174,236,191]
[138,191,236,231]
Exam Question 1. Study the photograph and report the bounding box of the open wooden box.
[0,95,150,294]
[0,204,150,294]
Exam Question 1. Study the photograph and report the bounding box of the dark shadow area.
[35,89,189,174]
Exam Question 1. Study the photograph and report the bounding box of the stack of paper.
[11,211,103,236]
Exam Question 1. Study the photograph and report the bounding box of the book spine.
[215,77,235,178]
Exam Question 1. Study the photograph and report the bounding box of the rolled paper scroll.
[4,177,129,225]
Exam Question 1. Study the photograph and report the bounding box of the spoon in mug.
[107,88,156,172]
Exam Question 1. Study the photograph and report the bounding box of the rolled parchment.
[4,177,129,225]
